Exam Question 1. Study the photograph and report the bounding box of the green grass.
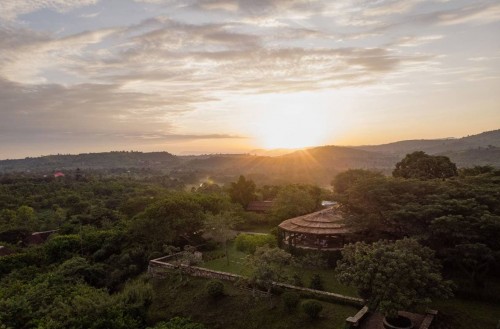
[202,242,358,297]
[148,274,359,329]
[202,242,500,329]
[431,298,500,329]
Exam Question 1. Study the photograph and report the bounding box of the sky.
[1,0,499,159]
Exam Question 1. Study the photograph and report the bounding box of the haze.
[1,0,500,159]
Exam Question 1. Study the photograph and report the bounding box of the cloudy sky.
[1,0,499,159]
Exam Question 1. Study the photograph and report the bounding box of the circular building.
[278,206,354,251]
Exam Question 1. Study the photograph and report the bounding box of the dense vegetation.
[0,170,329,328]
[0,150,499,328]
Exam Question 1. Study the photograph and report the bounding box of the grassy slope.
[432,298,500,329]
[148,275,359,329]
[201,242,500,328]
[202,242,358,297]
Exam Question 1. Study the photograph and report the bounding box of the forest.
[0,151,499,329]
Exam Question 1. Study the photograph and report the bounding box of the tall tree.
[203,211,241,264]
[332,169,383,195]
[246,246,294,294]
[228,175,257,208]
[336,239,452,318]
[393,151,458,180]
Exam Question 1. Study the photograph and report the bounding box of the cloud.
[1,0,498,157]
[0,26,119,83]
[0,0,98,21]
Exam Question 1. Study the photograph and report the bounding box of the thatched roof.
[278,206,350,235]
[246,200,274,212]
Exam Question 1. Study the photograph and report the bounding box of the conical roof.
[278,206,350,235]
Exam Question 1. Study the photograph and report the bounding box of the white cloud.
[0,0,98,21]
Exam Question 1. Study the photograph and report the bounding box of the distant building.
[0,246,13,257]
[24,230,58,245]
[321,200,337,207]
[246,200,275,213]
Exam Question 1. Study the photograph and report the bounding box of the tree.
[332,169,383,195]
[16,205,37,228]
[203,211,240,264]
[130,194,206,251]
[228,175,257,208]
[336,238,452,318]
[393,151,458,180]
[282,292,300,313]
[271,185,317,221]
[246,246,294,294]
[445,243,496,288]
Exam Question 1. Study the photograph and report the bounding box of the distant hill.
[355,129,500,155]
[0,151,179,172]
[1,129,498,184]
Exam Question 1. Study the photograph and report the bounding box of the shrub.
[282,292,300,313]
[309,274,324,291]
[292,274,303,287]
[205,280,224,299]
[235,234,277,254]
[302,299,323,319]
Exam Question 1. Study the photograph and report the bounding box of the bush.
[205,280,224,299]
[302,299,323,319]
[235,234,277,254]
[292,274,303,287]
[309,274,324,291]
[149,317,205,329]
[282,292,300,313]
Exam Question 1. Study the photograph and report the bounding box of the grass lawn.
[202,241,358,297]
[148,275,360,329]
[431,298,500,329]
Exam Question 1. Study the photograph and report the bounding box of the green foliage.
[44,234,81,262]
[228,175,257,208]
[205,280,225,299]
[246,246,294,292]
[309,274,324,291]
[282,291,300,313]
[204,211,241,264]
[444,243,496,288]
[149,317,205,329]
[235,233,277,254]
[129,193,207,251]
[0,271,144,329]
[336,238,453,317]
[393,151,458,179]
[332,169,383,195]
[271,185,318,221]
[301,299,323,319]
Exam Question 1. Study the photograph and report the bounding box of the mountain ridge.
[1,129,498,184]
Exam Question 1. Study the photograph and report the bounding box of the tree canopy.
[336,239,453,317]
[393,151,458,180]
[228,175,257,208]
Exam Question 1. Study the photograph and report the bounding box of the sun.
[254,107,330,149]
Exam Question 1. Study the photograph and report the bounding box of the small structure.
[54,171,65,178]
[246,200,274,213]
[346,308,438,329]
[0,246,13,257]
[24,230,58,245]
[278,206,355,251]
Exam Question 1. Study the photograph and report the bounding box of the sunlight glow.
[255,106,330,149]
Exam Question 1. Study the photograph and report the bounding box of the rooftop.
[278,206,351,235]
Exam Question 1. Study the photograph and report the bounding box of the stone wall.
[149,255,364,307]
